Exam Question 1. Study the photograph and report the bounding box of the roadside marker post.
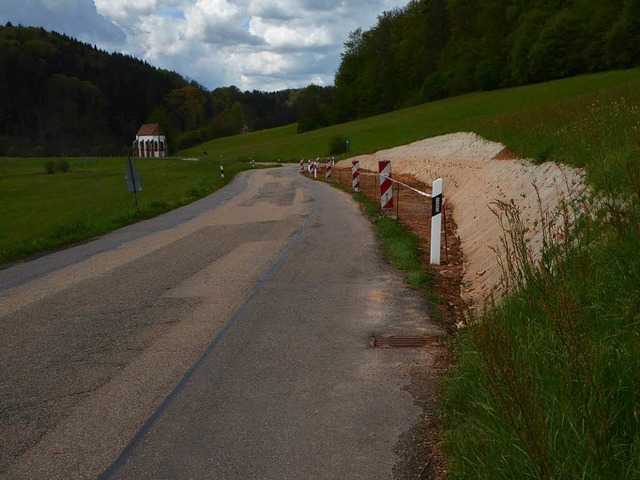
[378,160,394,210]
[430,178,443,265]
[300,158,304,172]
[352,161,360,192]
[325,158,333,179]
[220,165,225,180]
[125,156,142,208]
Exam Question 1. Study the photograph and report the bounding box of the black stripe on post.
[431,194,443,216]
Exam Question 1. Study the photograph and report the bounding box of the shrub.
[55,159,70,173]
[328,135,348,155]
[44,161,56,174]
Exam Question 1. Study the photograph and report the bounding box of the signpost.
[125,156,142,208]
[430,178,443,265]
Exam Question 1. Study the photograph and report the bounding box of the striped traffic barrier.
[300,158,304,172]
[352,161,360,192]
[325,158,332,178]
[378,160,393,209]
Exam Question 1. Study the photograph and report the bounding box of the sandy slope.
[338,132,586,314]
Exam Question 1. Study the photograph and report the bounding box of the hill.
[296,0,640,129]
[0,25,299,156]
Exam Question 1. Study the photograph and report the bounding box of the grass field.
[0,157,252,264]
[183,67,640,169]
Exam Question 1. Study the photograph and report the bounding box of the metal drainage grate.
[371,334,438,348]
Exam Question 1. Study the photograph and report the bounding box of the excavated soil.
[334,132,586,318]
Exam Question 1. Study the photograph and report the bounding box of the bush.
[421,72,449,102]
[328,135,348,155]
[44,159,71,174]
[178,129,206,150]
[55,159,70,173]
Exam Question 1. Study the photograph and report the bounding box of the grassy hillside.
[182,67,640,170]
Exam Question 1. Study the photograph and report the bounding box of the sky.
[0,0,409,92]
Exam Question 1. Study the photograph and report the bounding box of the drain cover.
[371,334,438,348]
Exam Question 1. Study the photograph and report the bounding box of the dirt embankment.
[337,132,586,316]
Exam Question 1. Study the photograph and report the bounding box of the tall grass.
[473,83,640,195]
[442,152,640,479]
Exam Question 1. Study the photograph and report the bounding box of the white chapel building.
[133,124,168,158]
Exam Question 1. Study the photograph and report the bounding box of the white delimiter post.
[430,178,443,265]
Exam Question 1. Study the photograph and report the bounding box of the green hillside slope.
[183,67,640,184]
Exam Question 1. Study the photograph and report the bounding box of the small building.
[133,124,168,158]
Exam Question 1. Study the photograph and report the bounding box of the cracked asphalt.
[0,165,442,479]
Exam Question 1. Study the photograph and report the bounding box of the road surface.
[0,165,442,479]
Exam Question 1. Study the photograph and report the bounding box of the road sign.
[125,157,142,208]
[125,157,142,193]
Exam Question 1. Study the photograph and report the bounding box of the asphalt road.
[0,165,442,479]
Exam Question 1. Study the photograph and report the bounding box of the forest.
[0,25,298,156]
[298,0,640,130]
[4,0,640,153]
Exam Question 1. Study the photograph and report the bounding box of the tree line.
[5,0,640,154]
[0,25,299,156]
[298,0,640,131]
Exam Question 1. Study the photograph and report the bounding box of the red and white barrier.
[325,158,333,178]
[300,158,304,172]
[378,160,393,209]
[352,161,360,192]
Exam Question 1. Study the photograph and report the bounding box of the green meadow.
[0,157,250,264]
[185,67,640,170]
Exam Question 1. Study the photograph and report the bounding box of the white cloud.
[93,0,158,22]
[249,16,332,49]
[0,0,126,45]
[0,0,410,90]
